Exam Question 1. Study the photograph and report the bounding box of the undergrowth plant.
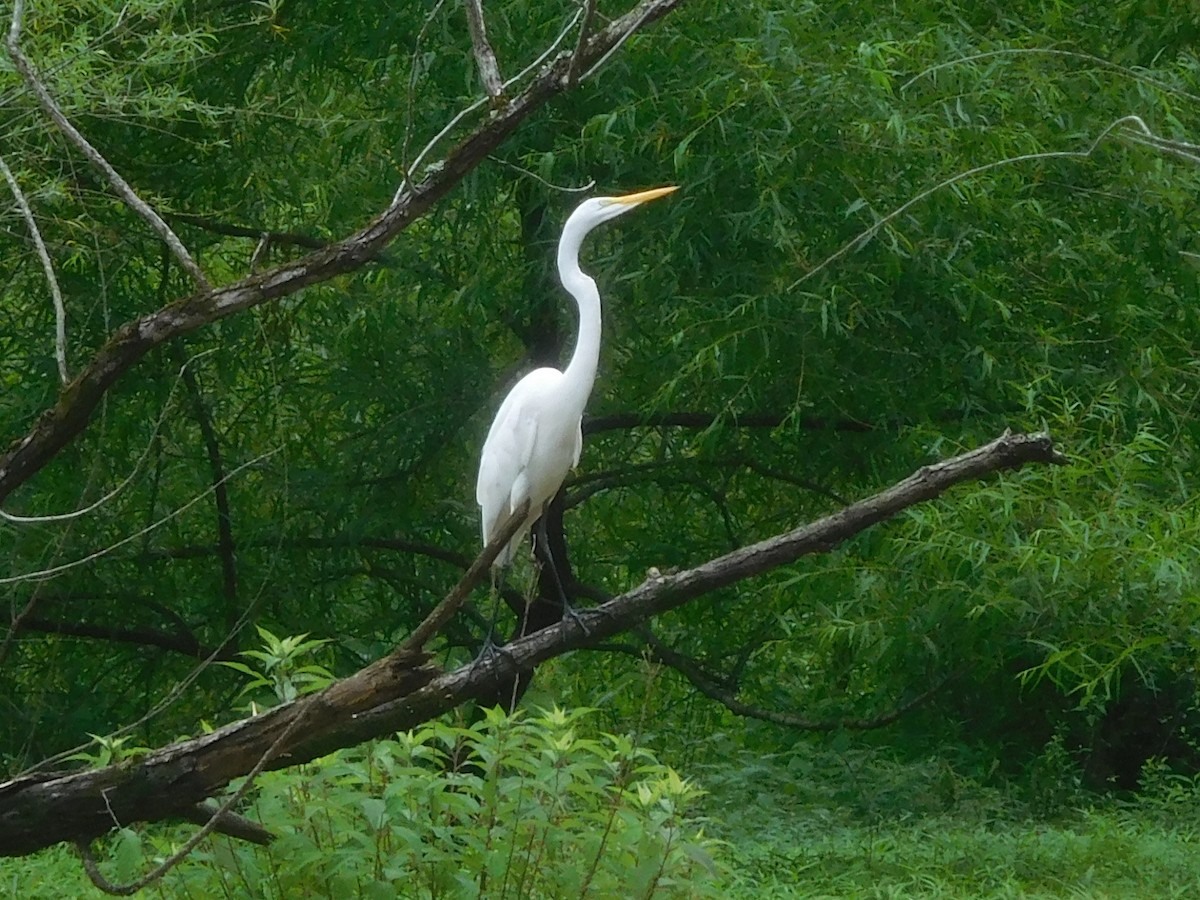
[131,706,723,898]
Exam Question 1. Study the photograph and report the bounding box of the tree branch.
[462,0,504,100]
[0,0,692,506]
[16,616,218,659]
[583,411,867,436]
[178,358,239,638]
[5,0,209,291]
[582,407,1019,437]
[564,455,849,508]
[399,498,530,653]
[634,626,955,731]
[178,802,274,846]
[568,0,598,85]
[0,430,1064,856]
[167,212,328,250]
[0,154,68,384]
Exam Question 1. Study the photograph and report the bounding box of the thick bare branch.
[5,1,209,290]
[463,0,504,99]
[0,430,1063,856]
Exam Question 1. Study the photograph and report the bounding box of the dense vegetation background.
[4,0,1200,893]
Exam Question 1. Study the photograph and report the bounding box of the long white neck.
[556,214,602,415]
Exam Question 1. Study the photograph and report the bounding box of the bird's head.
[568,185,679,231]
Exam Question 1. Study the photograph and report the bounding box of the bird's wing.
[476,373,549,544]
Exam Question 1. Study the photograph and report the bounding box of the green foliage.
[103,707,718,898]
[219,626,335,706]
[64,732,152,769]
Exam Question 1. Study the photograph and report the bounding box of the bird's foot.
[561,602,591,637]
[473,632,518,671]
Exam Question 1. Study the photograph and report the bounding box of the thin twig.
[6,0,210,290]
[0,154,67,383]
[76,702,312,895]
[579,1,654,82]
[397,6,583,198]
[636,624,957,731]
[0,449,279,586]
[0,349,215,524]
[401,0,449,190]
[899,47,1200,104]
[788,113,1146,291]
[487,155,595,192]
[1119,117,1200,166]
[463,0,504,99]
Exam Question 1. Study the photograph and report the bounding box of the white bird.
[476,186,678,568]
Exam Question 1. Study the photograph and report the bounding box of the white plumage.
[476,186,677,565]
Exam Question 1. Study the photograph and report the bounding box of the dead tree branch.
[463,0,504,99]
[0,430,1064,856]
[568,0,598,84]
[400,498,530,653]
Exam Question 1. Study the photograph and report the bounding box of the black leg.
[534,515,590,635]
[475,568,515,666]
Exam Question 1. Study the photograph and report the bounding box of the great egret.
[476,186,678,573]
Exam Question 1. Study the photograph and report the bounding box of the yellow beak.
[612,185,679,205]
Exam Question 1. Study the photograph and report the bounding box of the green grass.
[699,742,1200,899]
[721,809,1200,898]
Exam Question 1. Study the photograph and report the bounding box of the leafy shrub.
[146,706,722,898]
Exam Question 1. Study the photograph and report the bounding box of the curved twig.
[635,627,956,731]
[788,114,1150,291]
[899,47,1200,103]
